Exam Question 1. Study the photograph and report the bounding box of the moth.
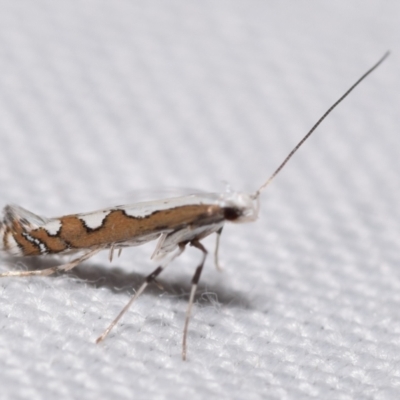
[0,52,389,360]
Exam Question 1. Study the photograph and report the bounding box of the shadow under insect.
[2,254,252,309]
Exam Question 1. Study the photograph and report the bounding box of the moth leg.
[152,279,164,291]
[214,227,223,271]
[109,246,122,263]
[182,240,208,361]
[109,245,115,262]
[0,247,103,278]
[96,243,186,344]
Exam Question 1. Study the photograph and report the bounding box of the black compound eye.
[224,207,241,221]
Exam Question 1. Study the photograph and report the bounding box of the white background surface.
[0,2,399,399]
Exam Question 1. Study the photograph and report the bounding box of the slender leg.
[214,227,223,271]
[109,245,115,262]
[182,240,207,361]
[152,279,164,291]
[109,246,122,263]
[96,243,186,344]
[0,247,103,277]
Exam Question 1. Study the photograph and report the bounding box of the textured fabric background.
[0,2,399,399]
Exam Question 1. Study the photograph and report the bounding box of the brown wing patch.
[5,204,224,255]
[8,220,42,256]
[56,205,224,250]
[28,228,69,253]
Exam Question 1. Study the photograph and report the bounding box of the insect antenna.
[254,51,390,199]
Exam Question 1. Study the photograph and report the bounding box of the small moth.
[0,53,389,360]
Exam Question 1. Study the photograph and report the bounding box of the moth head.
[220,191,259,223]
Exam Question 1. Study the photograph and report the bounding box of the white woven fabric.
[0,2,399,399]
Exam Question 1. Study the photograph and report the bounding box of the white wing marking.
[120,194,221,219]
[3,232,23,256]
[42,219,62,235]
[78,210,111,230]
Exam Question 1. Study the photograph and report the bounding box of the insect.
[0,52,389,360]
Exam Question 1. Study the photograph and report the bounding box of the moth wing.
[2,204,49,230]
[101,187,208,209]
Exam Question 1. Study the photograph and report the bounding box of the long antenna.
[254,51,390,198]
